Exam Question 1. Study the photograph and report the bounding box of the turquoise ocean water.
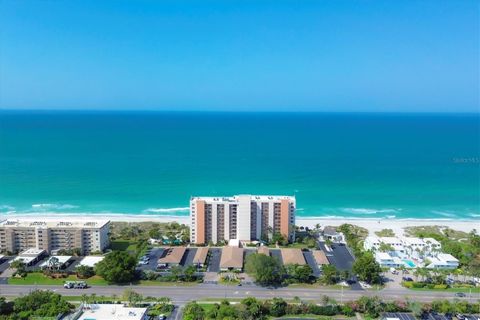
[0,111,479,221]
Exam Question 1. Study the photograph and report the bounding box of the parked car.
[456,313,465,320]
[64,281,87,289]
[402,276,413,282]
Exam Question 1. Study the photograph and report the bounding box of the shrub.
[433,284,448,289]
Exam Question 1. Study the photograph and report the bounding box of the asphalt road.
[0,284,474,304]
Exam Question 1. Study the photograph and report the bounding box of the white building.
[77,256,105,268]
[426,254,459,269]
[0,219,110,254]
[77,304,148,320]
[375,252,403,268]
[364,235,455,269]
[190,195,296,244]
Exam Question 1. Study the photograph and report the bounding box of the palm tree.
[81,294,88,309]
[413,269,420,281]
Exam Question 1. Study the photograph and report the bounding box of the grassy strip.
[408,287,480,293]
[8,273,109,286]
[8,272,198,287]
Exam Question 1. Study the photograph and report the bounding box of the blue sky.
[0,0,478,112]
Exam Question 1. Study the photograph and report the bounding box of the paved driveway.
[270,249,283,264]
[181,248,197,267]
[208,248,221,272]
[302,251,321,277]
[318,242,354,271]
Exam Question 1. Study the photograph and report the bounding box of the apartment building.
[0,219,110,254]
[190,195,295,245]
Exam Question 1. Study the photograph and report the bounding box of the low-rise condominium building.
[190,195,296,245]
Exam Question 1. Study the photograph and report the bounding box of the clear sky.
[0,0,478,112]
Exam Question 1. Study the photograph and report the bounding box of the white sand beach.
[2,214,478,236]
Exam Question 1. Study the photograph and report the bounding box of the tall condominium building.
[0,219,110,254]
[190,195,295,245]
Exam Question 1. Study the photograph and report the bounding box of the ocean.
[0,111,479,221]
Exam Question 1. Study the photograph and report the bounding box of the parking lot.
[137,248,165,271]
[382,313,416,320]
[317,242,355,271]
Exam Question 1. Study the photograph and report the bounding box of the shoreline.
[1,213,478,236]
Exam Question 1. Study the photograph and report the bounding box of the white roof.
[228,239,240,247]
[78,304,147,320]
[11,256,36,264]
[376,252,393,260]
[380,237,402,244]
[20,248,45,257]
[401,237,425,245]
[0,218,109,229]
[40,256,72,268]
[423,238,440,245]
[78,256,104,267]
[191,195,295,203]
[437,253,458,262]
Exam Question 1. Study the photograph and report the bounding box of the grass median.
[8,272,199,287]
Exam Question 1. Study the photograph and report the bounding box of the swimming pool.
[403,259,416,268]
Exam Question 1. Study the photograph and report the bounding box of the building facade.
[0,219,110,254]
[190,195,295,244]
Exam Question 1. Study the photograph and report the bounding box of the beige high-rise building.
[190,195,295,245]
[0,219,110,254]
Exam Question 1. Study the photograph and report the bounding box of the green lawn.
[110,239,138,251]
[137,280,198,286]
[408,287,480,293]
[288,283,350,290]
[8,273,200,287]
[8,273,109,286]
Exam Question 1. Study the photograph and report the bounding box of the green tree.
[10,259,27,278]
[352,252,383,284]
[95,251,137,283]
[240,297,264,320]
[13,290,73,319]
[245,253,285,286]
[320,264,338,285]
[270,297,287,317]
[148,228,161,239]
[183,301,205,320]
[0,297,13,315]
[286,264,313,283]
[76,265,94,279]
[122,289,143,307]
[272,232,288,246]
[184,265,196,282]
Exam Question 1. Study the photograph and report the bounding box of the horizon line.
[1,108,479,115]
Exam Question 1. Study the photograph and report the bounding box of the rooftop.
[19,248,45,257]
[323,226,338,236]
[191,195,295,203]
[77,304,147,320]
[437,253,459,262]
[257,246,270,256]
[40,256,73,268]
[158,247,187,264]
[0,218,110,229]
[376,252,393,260]
[281,248,306,265]
[192,247,209,264]
[78,256,104,267]
[312,250,329,265]
[220,246,244,269]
